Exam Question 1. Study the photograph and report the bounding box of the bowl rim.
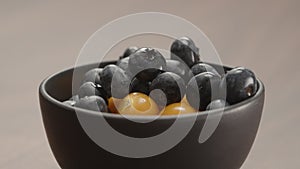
[39,61,265,120]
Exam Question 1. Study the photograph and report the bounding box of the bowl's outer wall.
[39,62,265,169]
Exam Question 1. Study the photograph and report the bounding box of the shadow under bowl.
[39,61,265,169]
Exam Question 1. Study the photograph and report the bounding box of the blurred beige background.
[0,0,300,168]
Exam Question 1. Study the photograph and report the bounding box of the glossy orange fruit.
[160,102,197,115]
[181,95,189,105]
[117,92,159,115]
[108,97,122,113]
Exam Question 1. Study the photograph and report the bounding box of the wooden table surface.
[1,0,299,168]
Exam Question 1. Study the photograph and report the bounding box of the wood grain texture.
[0,0,299,168]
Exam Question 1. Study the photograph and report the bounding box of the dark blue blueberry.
[206,99,229,110]
[171,37,200,67]
[186,72,221,111]
[191,63,219,76]
[116,57,133,77]
[220,67,258,105]
[166,59,193,83]
[150,72,186,106]
[77,82,107,100]
[129,77,151,95]
[83,68,103,84]
[128,47,166,82]
[117,57,129,71]
[70,95,79,102]
[64,95,80,106]
[63,100,76,106]
[75,96,108,112]
[120,46,139,59]
[100,64,131,98]
[135,68,164,82]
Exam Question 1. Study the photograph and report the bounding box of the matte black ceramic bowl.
[39,61,265,169]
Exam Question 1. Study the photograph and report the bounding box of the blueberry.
[63,100,76,106]
[128,47,166,82]
[135,68,164,82]
[186,72,221,111]
[65,95,80,106]
[83,68,103,84]
[70,95,80,102]
[220,67,258,105]
[120,46,139,59]
[150,72,186,106]
[111,69,132,99]
[191,63,220,76]
[166,59,193,83]
[75,95,108,112]
[206,99,229,110]
[77,82,107,100]
[100,64,131,98]
[116,57,133,78]
[129,77,151,95]
[171,37,200,67]
[117,57,129,71]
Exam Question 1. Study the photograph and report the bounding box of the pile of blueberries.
[64,37,258,115]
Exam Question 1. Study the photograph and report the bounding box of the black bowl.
[39,61,265,169]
